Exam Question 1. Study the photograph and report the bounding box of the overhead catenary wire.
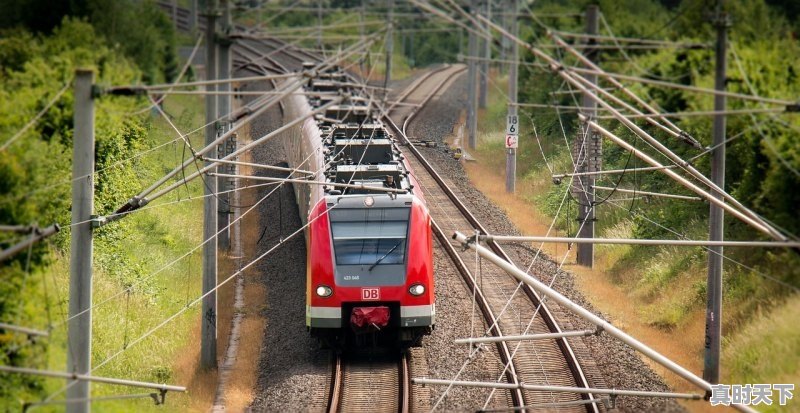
[0,77,289,209]
[0,322,49,338]
[127,33,204,116]
[476,11,786,239]
[603,199,800,292]
[452,231,757,413]
[50,88,391,406]
[553,30,709,48]
[54,68,388,329]
[51,37,386,330]
[0,224,60,263]
[23,392,165,410]
[49,50,390,402]
[561,64,799,107]
[0,365,185,393]
[431,108,593,409]
[591,185,703,201]
[586,117,783,237]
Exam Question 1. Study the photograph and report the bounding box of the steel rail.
[383,70,529,409]
[399,353,410,413]
[327,354,343,413]
[388,66,599,412]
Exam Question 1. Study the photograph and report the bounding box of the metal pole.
[575,4,599,268]
[452,231,757,413]
[504,0,517,193]
[0,365,186,393]
[586,118,776,232]
[552,165,677,179]
[479,235,800,248]
[472,13,786,241]
[209,173,410,194]
[217,0,232,251]
[455,329,596,344]
[591,185,703,201]
[201,0,218,370]
[0,322,49,337]
[0,224,60,263]
[413,378,702,400]
[467,0,478,149]
[705,0,729,387]
[478,0,489,108]
[385,0,394,88]
[66,68,95,413]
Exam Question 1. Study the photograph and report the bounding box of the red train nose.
[350,306,390,331]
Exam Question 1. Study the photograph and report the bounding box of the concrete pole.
[359,0,366,73]
[385,0,394,88]
[505,0,518,193]
[201,0,218,370]
[499,0,509,74]
[704,0,729,387]
[317,0,323,50]
[478,0,489,108]
[575,4,599,268]
[189,0,198,33]
[66,68,95,413]
[467,0,478,149]
[217,0,232,251]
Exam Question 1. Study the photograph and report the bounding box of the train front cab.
[306,194,434,348]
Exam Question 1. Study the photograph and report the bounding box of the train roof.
[304,66,413,198]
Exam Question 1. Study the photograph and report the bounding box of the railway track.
[327,353,410,413]
[385,66,601,412]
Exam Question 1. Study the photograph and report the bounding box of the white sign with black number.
[506,115,519,148]
[506,115,519,136]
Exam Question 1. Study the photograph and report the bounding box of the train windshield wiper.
[368,241,402,271]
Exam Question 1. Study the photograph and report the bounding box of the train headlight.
[316,285,333,297]
[364,196,375,207]
[409,284,425,296]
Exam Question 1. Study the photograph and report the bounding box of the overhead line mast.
[504,0,518,193]
[574,4,599,267]
[704,0,730,388]
[201,0,219,371]
[66,68,95,413]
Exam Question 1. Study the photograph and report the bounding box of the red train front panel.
[306,193,434,344]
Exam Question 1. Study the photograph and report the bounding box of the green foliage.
[499,0,800,385]
[0,0,178,83]
[0,10,198,406]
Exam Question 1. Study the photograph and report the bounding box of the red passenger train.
[282,68,434,348]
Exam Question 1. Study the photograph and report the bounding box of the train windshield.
[329,207,410,286]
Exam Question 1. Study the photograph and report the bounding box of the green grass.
[723,297,800,412]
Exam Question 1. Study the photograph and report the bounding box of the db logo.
[361,288,380,301]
